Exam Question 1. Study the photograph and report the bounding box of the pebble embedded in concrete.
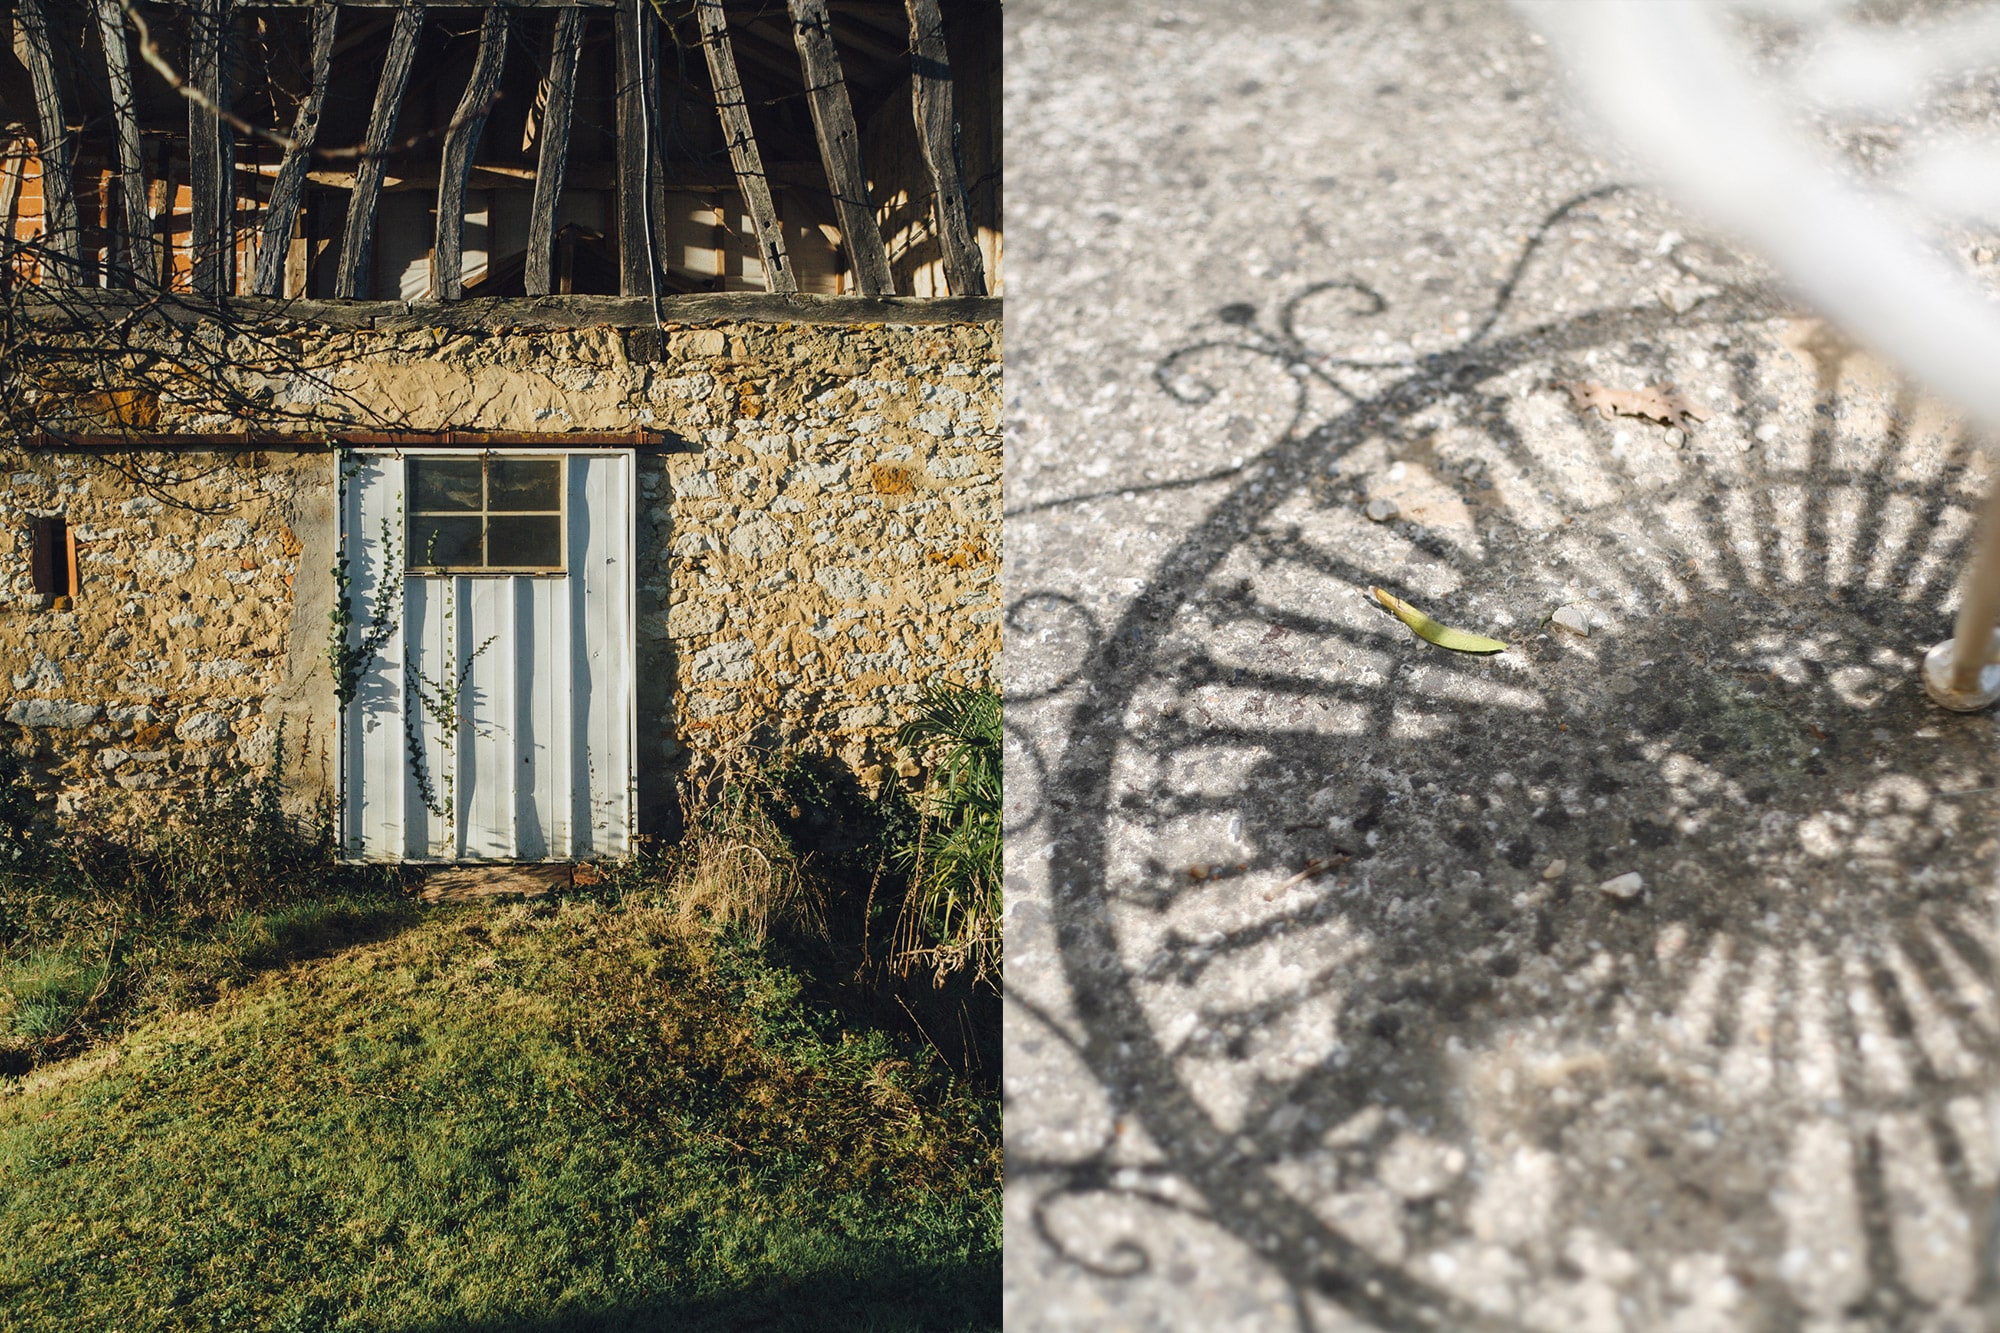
[1660,285,1709,316]
[1598,871,1645,900]
[1377,1133,1468,1201]
[1552,604,1592,636]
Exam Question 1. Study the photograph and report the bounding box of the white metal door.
[338,450,636,862]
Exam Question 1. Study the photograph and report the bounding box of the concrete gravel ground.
[1004,2,2000,1329]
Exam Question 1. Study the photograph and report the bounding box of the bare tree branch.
[119,2,497,163]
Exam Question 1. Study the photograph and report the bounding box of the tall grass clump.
[891,684,1002,988]
[642,755,827,945]
[0,949,109,1041]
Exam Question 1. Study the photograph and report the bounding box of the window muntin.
[407,456,565,573]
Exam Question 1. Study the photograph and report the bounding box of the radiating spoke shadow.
[1012,190,2000,1332]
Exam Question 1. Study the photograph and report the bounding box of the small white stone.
[1551,604,1591,636]
[1541,858,1567,881]
[1598,871,1645,900]
[1378,1132,1468,1200]
[1324,1104,1385,1147]
[1659,285,1705,315]
[1365,497,1401,522]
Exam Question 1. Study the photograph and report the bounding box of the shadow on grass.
[395,1255,1000,1333]
[661,750,1002,1086]
[0,890,422,1078]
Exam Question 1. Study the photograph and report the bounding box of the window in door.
[406,455,565,573]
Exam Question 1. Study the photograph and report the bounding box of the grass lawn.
[0,897,1000,1332]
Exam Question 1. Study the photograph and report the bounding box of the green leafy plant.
[890,684,1001,988]
[329,512,402,710]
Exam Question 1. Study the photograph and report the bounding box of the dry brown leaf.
[1556,380,1710,430]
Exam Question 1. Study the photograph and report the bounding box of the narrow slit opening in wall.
[29,517,75,602]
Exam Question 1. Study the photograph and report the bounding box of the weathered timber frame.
[96,0,156,289]
[696,0,795,295]
[252,5,339,296]
[188,0,234,298]
[786,0,895,296]
[0,141,26,242]
[524,7,587,296]
[3,0,996,302]
[334,2,425,299]
[16,0,79,284]
[431,4,509,301]
[905,0,985,296]
[614,0,663,300]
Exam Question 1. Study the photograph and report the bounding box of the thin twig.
[120,1,498,162]
[895,993,949,1064]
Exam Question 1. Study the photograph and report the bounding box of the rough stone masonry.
[0,295,1001,834]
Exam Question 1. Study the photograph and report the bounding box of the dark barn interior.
[0,0,1000,303]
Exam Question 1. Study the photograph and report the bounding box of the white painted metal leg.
[1924,476,2000,711]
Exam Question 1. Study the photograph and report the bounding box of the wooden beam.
[613,0,660,298]
[18,285,1003,332]
[251,4,336,296]
[94,0,154,288]
[0,139,26,244]
[431,3,507,301]
[695,0,794,294]
[259,160,833,195]
[148,140,176,289]
[334,3,424,299]
[188,0,233,298]
[15,0,79,283]
[904,0,983,297]
[525,7,584,297]
[785,0,893,296]
[237,0,611,6]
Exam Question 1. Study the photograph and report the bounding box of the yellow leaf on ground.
[1371,587,1508,654]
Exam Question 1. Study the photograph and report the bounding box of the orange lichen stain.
[870,464,914,496]
[73,388,161,428]
[927,539,989,569]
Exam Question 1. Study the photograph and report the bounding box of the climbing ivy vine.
[327,472,495,830]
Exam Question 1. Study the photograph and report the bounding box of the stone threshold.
[415,862,608,905]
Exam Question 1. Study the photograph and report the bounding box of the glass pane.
[409,516,482,568]
[488,457,562,512]
[485,515,562,568]
[409,457,482,512]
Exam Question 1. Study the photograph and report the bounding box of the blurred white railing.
[1520,0,2000,709]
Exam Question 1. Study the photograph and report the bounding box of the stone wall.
[1,449,330,818]
[0,296,1001,834]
